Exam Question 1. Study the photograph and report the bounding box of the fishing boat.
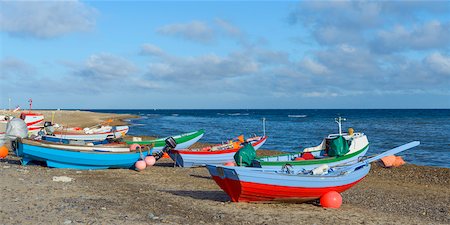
[206,141,419,203]
[13,137,177,170]
[257,117,369,171]
[125,129,205,152]
[51,125,129,141]
[169,135,267,167]
[18,112,45,135]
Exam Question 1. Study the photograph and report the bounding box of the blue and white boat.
[13,138,154,170]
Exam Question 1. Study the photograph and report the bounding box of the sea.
[90,109,450,168]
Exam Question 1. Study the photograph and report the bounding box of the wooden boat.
[206,141,419,203]
[13,137,176,170]
[255,117,368,171]
[41,135,110,146]
[51,125,129,141]
[126,129,205,152]
[169,135,267,167]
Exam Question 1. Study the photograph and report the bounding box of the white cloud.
[0,0,97,38]
[424,52,450,76]
[215,18,241,37]
[78,53,138,79]
[140,44,165,56]
[157,21,214,43]
[372,21,450,53]
[300,58,329,75]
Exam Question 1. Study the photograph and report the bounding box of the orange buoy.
[224,161,236,166]
[135,160,147,171]
[162,152,170,158]
[393,156,405,167]
[320,191,342,208]
[0,145,8,158]
[129,144,141,151]
[144,156,156,166]
[294,157,305,161]
[380,155,396,168]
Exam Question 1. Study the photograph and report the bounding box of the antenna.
[335,116,346,135]
[28,98,33,112]
[262,117,266,136]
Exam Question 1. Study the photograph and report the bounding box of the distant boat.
[288,114,307,118]
[206,141,419,203]
[169,135,267,167]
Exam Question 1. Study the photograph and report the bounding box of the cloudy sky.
[1,1,449,109]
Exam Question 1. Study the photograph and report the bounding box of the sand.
[0,110,448,225]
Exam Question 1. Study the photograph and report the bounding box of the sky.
[0,1,449,109]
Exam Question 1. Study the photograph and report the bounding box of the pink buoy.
[135,160,147,171]
[144,156,156,166]
[129,144,141,151]
[224,161,236,166]
[320,191,342,208]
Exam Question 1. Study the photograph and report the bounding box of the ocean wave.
[288,114,307,118]
[131,123,145,126]
[171,114,179,116]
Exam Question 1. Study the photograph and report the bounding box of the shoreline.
[1,110,448,224]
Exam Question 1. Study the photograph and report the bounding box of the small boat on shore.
[13,137,177,170]
[51,125,129,141]
[125,129,205,152]
[257,117,369,171]
[206,141,419,203]
[169,135,267,167]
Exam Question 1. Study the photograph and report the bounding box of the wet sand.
[0,110,448,224]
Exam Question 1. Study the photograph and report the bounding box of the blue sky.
[1,1,449,109]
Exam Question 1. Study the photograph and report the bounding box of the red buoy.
[320,191,342,208]
[0,145,8,159]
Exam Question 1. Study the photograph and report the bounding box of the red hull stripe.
[26,119,44,127]
[211,175,365,202]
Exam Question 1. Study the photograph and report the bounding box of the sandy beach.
[1,110,449,224]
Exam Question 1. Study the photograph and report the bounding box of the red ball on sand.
[320,191,342,208]
[144,156,156,166]
[0,145,8,159]
[224,161,236,166]
[135,160,147,171]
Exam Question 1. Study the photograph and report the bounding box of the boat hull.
[52,126,129,141]
[169,136,267,167]
[16,139,147,169]
[126,130,204,152]
[206,164,370,202]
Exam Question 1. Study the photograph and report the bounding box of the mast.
[335,116,346,135]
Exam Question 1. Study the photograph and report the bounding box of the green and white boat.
[256,117,369,170]
[126,130,204,153]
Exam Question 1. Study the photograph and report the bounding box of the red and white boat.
[169,135,268,167]
[19,112,44,134]
[206,141,419,203]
